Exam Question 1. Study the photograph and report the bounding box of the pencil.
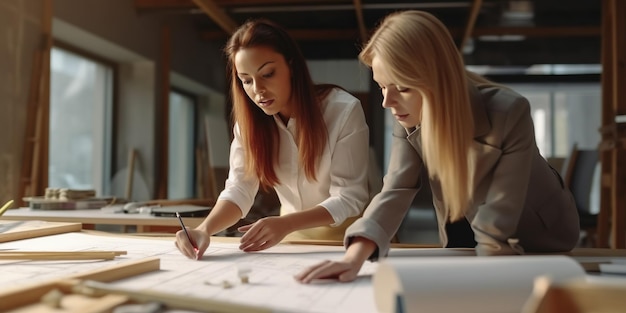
[0,199,14,217]
[176,212,198,251]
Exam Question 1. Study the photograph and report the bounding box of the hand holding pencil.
[174,212,210,260]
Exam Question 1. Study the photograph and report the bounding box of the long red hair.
[224,19,332,189]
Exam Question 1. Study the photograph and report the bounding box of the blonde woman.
[175,19,370,259]
[296,10,579,283]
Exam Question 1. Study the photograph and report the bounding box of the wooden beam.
[609,0,626,249]
[599,0,626,249]
[135,0,348,10]
[598,0,614,249]
[17,50,42,205]
[30,0,53,199]
[155,24,171,199]
[214,0,347,4]
[202,28,360,41]
[190,0,238,34]
[352,0,368,43]
[460,0,482,51]
[201,26,600,41]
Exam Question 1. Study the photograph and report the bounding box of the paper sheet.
[0,232,377,313]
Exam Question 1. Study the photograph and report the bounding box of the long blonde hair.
[360,10,476,221]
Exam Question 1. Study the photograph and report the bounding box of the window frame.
[48,40,117,195]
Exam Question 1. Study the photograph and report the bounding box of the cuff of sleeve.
[475,238,525,256]
[319,198,359,227]
[343,218,390,261]
[217,194,252,218]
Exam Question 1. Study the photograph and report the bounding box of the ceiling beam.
[220,0,347,4]
[460,0,482,50]
[190,0,238,34]
[202,28,360,41]
[134,0,349,10]
[201,26,601,41]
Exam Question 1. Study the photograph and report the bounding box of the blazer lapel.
[468,83,502,191]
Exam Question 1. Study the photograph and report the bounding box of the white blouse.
[218,88,370,226]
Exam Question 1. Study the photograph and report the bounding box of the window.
[168,90,196,199]
[510,83,601,157]
[381,82,601,173]
[49,46,113,195]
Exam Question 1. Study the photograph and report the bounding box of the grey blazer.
[346,84,580,258]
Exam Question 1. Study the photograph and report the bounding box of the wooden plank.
[0,258,160,311]
[0,220,82,243]
[69,257,160,282]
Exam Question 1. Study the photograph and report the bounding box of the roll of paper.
[372,255,586,313]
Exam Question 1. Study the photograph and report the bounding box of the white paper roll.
[372,255,586,313]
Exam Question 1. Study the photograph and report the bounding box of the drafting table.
[1,208,204,232]
[3,230,626,313]
[0,231,378,313]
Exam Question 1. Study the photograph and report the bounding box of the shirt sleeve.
[318,96,371,226]
[217,124,260,218]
